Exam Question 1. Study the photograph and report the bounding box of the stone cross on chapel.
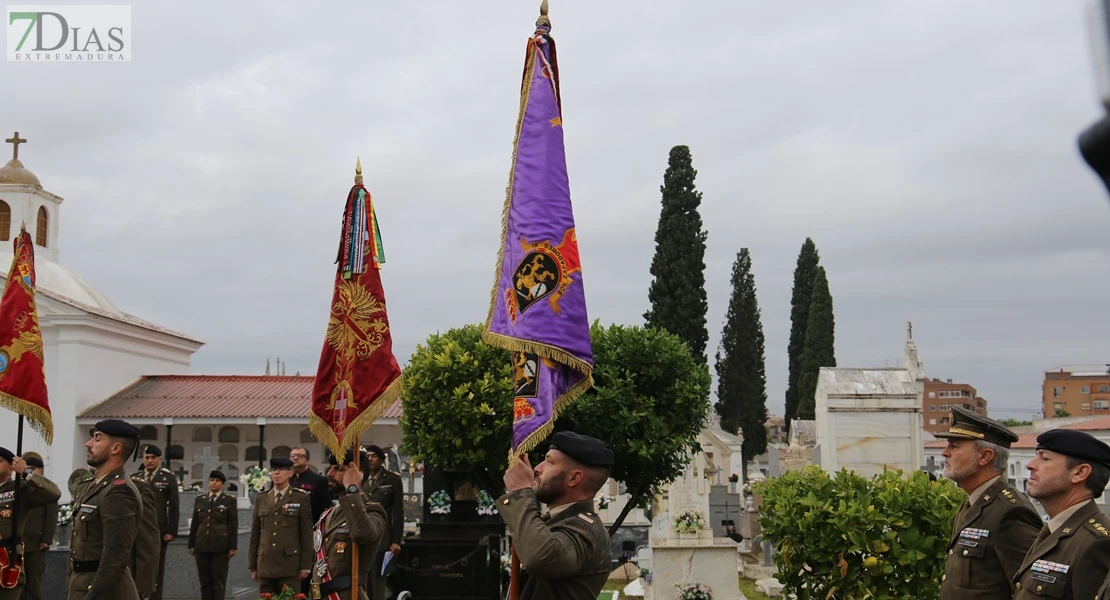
[5,132,26,161]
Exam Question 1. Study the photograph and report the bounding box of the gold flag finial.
[19,221,25,233]
[355,156,363,185]
[536,0,551,28]
[540,0,548,16]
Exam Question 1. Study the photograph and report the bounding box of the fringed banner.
[311,161,403,459]
[0,227,51,443]
[484,9,593,462]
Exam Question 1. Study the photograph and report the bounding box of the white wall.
[0,185,62,262]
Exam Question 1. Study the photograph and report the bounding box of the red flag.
[0,227,50,443]
[309,161,403,459]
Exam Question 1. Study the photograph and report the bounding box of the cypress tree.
[796,266,835,420]
[714,249,768,480]
[785,238,820,427]
[644,145,709,365]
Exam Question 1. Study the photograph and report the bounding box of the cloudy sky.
[3,1,1108,421]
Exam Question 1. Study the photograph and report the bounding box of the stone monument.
[642,448,741,600]
[814,323,926,477]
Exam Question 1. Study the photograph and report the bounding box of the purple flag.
[484,7,593,461]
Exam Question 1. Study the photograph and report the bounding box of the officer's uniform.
[130,475,162,599]
[0,447,61,600]
[312,449,388,600]
[935,408,1042,599]
[67,419,144,600]
[248,457,313,595]
[497,432,614,600]
[1013,429,1110,599]
[188,470,238,600]
[19,453,58,600]
[134,444,179,600]
[361,445,403,600]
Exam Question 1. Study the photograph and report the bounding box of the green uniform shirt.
[496,488,611,600]
[939,477,1041,599]
[1013,500,1110,599]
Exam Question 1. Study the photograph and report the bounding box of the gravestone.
[388,469,503,600]
[642,452,741,600]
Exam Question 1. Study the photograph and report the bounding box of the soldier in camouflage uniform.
[499,432,613,600]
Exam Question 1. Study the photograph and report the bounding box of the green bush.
[754,466,962,600]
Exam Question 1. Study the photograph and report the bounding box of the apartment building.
[923,378,988,434]
[1043,365,1110,418]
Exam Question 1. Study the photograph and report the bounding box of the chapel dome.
[0,158,42,188]
[0,252,122,315]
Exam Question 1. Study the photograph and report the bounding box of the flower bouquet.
[57,502,75,527]
[675,582,712,600]
[428,489,452,515]
[240,466,271,493]
[258,584,307,600]
[477,489,497,516]
[672,509,706,535]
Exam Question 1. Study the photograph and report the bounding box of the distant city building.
[922,378,988,434]
[765,415,787,444]
[1043,365,1110,418]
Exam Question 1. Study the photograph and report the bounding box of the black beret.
[142,444,162,457]
[90,419,140,439]
[1036,429,1110,468]
[935,407,1020,448]
[0,447,12,464]
[270,457,293,470]
[327,447,366,466]
[23,452,43,469]
[209,470,226,482]
[364,444,385,460]
[550,431,614,468]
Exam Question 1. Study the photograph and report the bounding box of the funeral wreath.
[672,508,706,534]
[477,489,497,516]
[56,502,75,527]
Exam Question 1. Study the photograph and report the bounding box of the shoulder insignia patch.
[1088,518,1110,536]
[161,468,172,474]
[293,487,308,494]
[80,477,94,483]
[113,479,127,486]
[577,513,594,524]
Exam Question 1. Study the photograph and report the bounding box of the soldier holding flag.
[0,448,60,600]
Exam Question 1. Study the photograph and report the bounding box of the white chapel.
[0,132,204,499]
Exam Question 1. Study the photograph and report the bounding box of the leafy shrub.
[754,466,962,600]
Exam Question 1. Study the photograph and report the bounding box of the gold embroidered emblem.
[336,542,347,554]
[323,281,390,426]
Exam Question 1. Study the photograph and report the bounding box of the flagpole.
[350,437,360,600]
[10,416,23,561]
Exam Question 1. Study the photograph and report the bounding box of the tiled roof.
[79,375,403,420]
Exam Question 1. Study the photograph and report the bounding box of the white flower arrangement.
[500,552,512,574]
[428,490,452,515]
[240,466,271,493]
[596,494,616,510]
[675,582,712,600]
[672,509,706,535]
[477,490,497,516]
[57,502,75,527]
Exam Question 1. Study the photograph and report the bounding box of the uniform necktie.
[955,498,971,526]
[146,471,152,483]
[1033,523,1051,548]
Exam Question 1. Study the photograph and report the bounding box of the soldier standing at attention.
[135,444,179,600]
[362,444,403,600]
[934,407,1041,598]
[248,457,313,595]
[189,470,238,600]
[129,472,161,600]
[68,419,144,600]
[1014,429,1110,599]
[311,448,387,600]
[499,432,614,600]
[19,452,58,600]
[0,448,61,600]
